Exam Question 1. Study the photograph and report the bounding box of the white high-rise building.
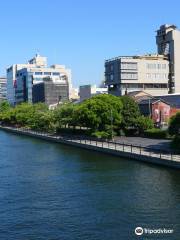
[7,54,71,105]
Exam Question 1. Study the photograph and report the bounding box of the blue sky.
[0,0,180,87]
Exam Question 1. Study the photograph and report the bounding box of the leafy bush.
[91,131,111,139]
[144,128,168,139]
[137,116,154,133]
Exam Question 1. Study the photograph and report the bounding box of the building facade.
[79,84,108,102]
[105,24,180,96]
[156,24,180,93]
[105,54,169,96]
[7,54,71,106]
[0,77,7,101]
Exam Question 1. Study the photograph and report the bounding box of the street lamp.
[110,109,113,140]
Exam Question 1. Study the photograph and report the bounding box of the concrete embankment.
[0,126,180,169]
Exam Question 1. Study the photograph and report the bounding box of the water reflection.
[0,130,179,240]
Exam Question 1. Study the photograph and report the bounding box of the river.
[0,130,179,239]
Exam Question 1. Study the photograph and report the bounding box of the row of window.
[146,73,168,79]
[34,72,60,76]
[146,63,167,69]
[120,62,137,70]
[108,83,168,90]
[16,72,60,77]
[121,73,138,80]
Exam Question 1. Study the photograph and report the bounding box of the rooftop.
[105,54,168,62]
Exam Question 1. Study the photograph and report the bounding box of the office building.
[105,54,169,96]
[7,54,71,106]
[0,77,7,101]
[105,24,180,96]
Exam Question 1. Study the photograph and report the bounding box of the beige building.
[105,54,169,96]
[105,24,180,96]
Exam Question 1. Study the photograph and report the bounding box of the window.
[110,64,114,71]
[35,72,43,75]
[52,72,60,76]
[146,63,157,69]
[121,73,138,80]
[110,74,114,81]
[44,72,51,75]
[157,64,161,69]
[162,64,167,69]
[121,62,137,70]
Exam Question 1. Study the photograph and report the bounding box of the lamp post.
[110,109,113,140]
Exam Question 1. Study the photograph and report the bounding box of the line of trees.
[0,94,154,138]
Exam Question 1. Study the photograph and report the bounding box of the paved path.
[115,136,171,151]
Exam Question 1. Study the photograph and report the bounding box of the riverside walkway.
[1,126,180,169]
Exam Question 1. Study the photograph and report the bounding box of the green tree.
[27,103,54,132]
[54,103,77,128]
[76,94,123,132]
[0,108,16,125]
[120,95,141,130]
[14,103,34,126]
[137,115,154,134]
[0,101,11,112]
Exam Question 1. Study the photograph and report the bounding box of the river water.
[0,130,179,239]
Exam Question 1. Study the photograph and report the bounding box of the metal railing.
[2,126,180,163]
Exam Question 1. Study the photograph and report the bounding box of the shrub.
[137,116,154,133]
[144,128,168,139]
[91,131,111,139]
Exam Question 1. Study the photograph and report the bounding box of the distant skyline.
[0,0,180,87]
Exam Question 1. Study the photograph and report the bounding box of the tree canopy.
[120,95,141,130]
[76,94,123,131]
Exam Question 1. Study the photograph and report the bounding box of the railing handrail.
[1,125,180,162]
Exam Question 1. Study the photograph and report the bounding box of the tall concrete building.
[105,24,180,96]
[156,24,180,93]
[7,54,71,106]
